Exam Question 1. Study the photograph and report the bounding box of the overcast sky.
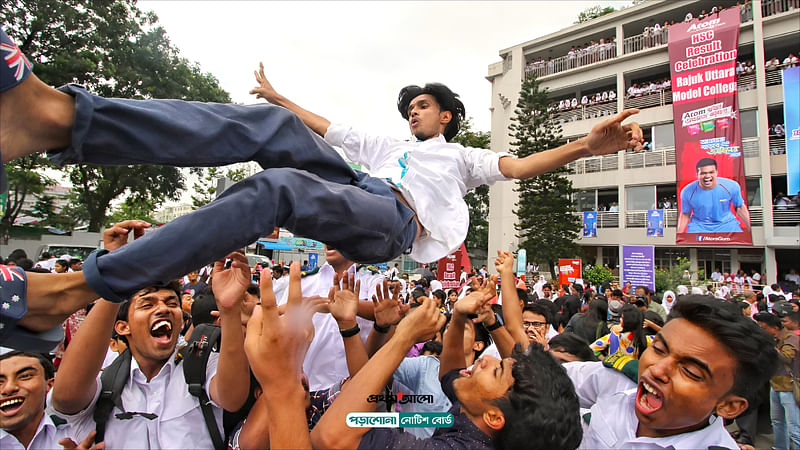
[137,1,632,137]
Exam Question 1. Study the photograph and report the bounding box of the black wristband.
[373,322,391,334]
[340,324,360,338]
[485,320,503,332]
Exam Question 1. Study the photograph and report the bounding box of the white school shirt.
[0,413,74,450]
[276,263,384,391]
[324,125,511,263]
[563,361,737,449]
[49,350,222,449]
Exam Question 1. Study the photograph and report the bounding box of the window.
[741,109,758,138]
[626,185,656,210]
[655,248,689,269]
[746,178,761,207]
[653,123,675,149]
[602,247,618,269]
[577,190,597,212]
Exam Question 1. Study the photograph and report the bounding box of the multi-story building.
[154,203,193,224]
[486,0,799,284]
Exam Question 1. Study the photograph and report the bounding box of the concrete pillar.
[752,0,775,239]
[764,246,777,285]
[689,248,699,274]
[730,249,739,273]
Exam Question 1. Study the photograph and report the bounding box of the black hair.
[472,322,492,360]
[636,285,650,296]
[432,289,446,302]
[572,283,584,294]
[246,284,260,297]
[8,248,27,261]
[621,304,648,357]
[516,288,529,304]
[585,298,608,326]
[55,259,69,268]
[272,265,284,276]
[672,296,778,406]
[549,333,598,362]
[786,310,800,325]
[447,289,459,297]
[493,345,582,450]
[17,258,34,271]
[397,83,465,141]
[421,340,443,356]
[0,351,55,380]
[696,157,717,170]
[753,311,782,329]
[611,289,624,298]
[411,287,426,302]
[523,303,552,325]
[542,283,553,291]
[192,292,219,326]
[643,310,664,335]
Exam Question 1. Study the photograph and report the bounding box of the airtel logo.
[687,18,721,32]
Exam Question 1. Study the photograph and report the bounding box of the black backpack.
[92,324,225,450]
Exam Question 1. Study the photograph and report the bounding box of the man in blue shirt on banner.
[678,158,750,233]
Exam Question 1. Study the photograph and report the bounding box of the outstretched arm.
[499,109,642,179]
[250,62,331,137]
[736,204,751,229]
[495,251,528,349]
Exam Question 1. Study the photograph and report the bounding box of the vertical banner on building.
[516,249,527,277]
[669,9,752,245]
[583,211,597,237]
[622,245,656,292]
[308,252,318,269]
[647,209,665,237]
[784,67,800,195]
[557,258,582,288]
[437,243,472,289]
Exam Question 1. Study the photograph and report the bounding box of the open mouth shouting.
[0,396,25,417]
[636,379,664,415]
[150,318,174,346]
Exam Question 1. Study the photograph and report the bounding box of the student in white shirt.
[0,351,88,450]
[565,295,777,449]
[48,222,251,449]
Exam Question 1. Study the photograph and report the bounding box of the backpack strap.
[179,323,225,450]
[93,349,132,444]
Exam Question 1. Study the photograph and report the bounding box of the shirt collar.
[130,347,179,383]
[0,412,55,448]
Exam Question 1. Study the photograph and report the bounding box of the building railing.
[774,206,800,226]
[525,44,617,79]
[553,102,617,124]
[762,0,799,18]
[624,147,676,169]
[770,136,787,155]
[574,211,620,228]
[625,207,767,228]
[624,90,672,109]
[567,154,619,174]
[743,138,760,158]
[623,28,669,55]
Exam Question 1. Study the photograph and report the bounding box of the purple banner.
[622,245,655,292]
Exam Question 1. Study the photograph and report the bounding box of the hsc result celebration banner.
[669,8,752,246]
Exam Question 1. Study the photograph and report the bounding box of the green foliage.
[655,257,693,293]
[107,196,158,226]
[451,118,491,258]
[510,75,581,276]
[2,155,56,230]
[576,5,617,23]
[584,264,614,287]
[1,0,231,230]
[191,167,251,209]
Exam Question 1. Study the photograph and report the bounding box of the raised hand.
[455,275,497,316]
[211,252,251,311]
[494,250,514,274]
[585,109,643,156]
[372,280,409,328]
[328,272,360,326]
[102,220,150,251]
[249,62,280,103]
[59,430,105,450]
[395,297,446,344]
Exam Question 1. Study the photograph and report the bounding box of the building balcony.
[762,0,799,18]
[553,102,617,124]
[770,136,787,155]
[624,206,799,228]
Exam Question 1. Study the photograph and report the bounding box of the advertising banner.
[557,258,582,288]
[622,245,655,292]
[669,8,752,245]
[647,209,665,237]
[784,67,800,195]
[582,211,597,237]
[436,243,471,289]
[516,249,527,276]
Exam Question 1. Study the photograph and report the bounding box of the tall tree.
[509,76,581,276]
[2,0,231,231]
[451,119,490,262]
[576,5,617,23]
[1,155,55,231]
[191,166,250,209]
